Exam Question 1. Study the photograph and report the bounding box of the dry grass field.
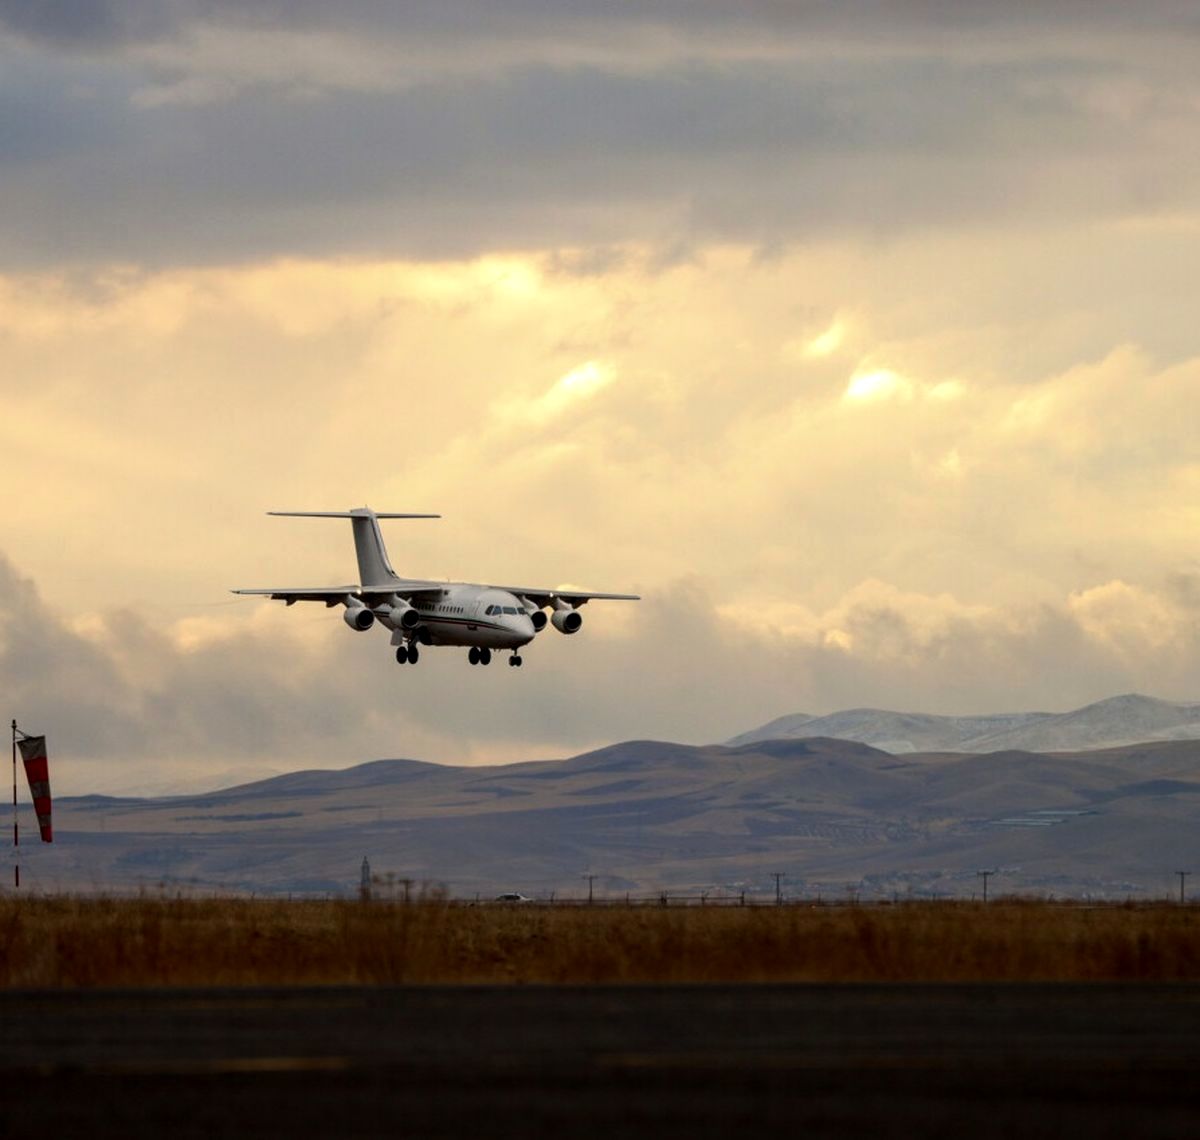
[2,896,1198,987]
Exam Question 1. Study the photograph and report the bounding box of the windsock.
[17,735,52,843]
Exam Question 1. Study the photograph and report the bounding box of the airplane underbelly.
[418,618,465,647]
[420,617,526,649]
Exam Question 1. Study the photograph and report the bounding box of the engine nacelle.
[343,602,375,631]
[384,598,421,631]
[518,596,549,632]
[551,604,582,635]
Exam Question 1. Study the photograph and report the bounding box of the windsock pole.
[11,720,18,889]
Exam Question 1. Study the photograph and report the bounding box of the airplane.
[233,507,639,668]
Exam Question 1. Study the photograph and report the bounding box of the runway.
[1,984,1198,1137]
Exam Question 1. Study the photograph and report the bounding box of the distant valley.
[20,695,1200,900]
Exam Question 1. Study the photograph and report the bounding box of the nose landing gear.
[508,654,523,667]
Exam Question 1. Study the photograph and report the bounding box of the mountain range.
[17,693,1200,900]
[727,694,1200,754]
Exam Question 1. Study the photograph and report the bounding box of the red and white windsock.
[17,735,52,843]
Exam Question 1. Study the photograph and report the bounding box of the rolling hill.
[19,731,1200,900]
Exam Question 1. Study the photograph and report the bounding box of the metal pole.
[1177,871,1190,905]
[977,870,991,903]
[773,872,784,905]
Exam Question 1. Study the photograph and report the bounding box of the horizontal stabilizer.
[268,511,440,519]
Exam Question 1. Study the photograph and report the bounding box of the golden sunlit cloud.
[3,235,1200,793]
[781,313,852,365]
[935,448,964,479]
[1067,580,1179,655]
[498,360,616,425]
[927,380,965,402]
[844,368,913,403]
[842,368,965,407]
[822,628,854,652]
[803,316,848,358]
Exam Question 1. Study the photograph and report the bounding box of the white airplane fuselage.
[397,584,535,650]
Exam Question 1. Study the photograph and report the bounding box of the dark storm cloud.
[2,1,1198,267]
[6,1,1200,54]
[0,0,179,48]
[0,50,129,163]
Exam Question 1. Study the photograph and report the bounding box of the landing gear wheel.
[480,648,492,666]
[468,646,480,665]
[396,646,410,664]
[510,654,523,667]
[408,644,419,665]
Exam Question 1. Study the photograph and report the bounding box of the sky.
[3,1,1200,795]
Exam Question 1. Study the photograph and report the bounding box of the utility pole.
[1177,871,1190,905]
[359,856,371,902]
[583,873,596,905]
[976,870,993,903]
[772,872,785,906]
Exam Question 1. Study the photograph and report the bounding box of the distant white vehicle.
[233,507,638,668]
[494,893,533,903]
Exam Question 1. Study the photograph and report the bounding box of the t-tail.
[267,508,440,589]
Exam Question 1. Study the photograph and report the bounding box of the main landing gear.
[396,644,420,665]
[467,646,493,666]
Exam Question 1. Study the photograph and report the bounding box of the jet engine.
[518,596,549,631]
[551,602,582,634]
[385,598,421,631]
[342,601,375,631]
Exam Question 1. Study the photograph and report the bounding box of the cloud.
[1,241,1197,614]
[3,2,1199,804]
[7,538,1200,798]
[843,368,913,404]
[0,229,1197,795]
[9,3,1199,67]
[0,0,177,50]
[4,3,1200,267]
[494,360,616,427]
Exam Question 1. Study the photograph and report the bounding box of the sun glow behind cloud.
[844,368,912,403]
[801,316,849,359]
[502,360,617,426]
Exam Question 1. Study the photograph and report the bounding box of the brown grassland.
[2,897,1200,987]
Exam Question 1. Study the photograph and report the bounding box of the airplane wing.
[233,581,447,606]
[492,586,640,608]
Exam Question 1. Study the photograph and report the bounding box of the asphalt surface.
[1,984,1199,1137]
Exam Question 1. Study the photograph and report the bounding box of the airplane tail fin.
[268,508,439,589]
